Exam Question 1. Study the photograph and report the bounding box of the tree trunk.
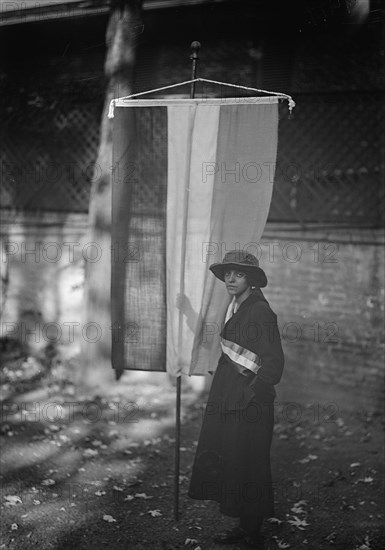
[79,0,143,392]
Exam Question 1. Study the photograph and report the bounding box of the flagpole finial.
[190,41,201,60]
[189,42,201,98]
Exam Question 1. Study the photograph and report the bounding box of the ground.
[0,350,384,550]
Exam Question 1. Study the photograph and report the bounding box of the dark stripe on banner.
[111,106,168,371]
[210,103,278,245]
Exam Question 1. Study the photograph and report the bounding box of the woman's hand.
[176,293,192,311]
[175,294,198,331]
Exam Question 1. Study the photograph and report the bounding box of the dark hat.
[209,249,267,288]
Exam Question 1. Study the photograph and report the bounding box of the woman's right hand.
[176,293,192,311]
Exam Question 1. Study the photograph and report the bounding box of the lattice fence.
[0,85,383,226]
[271,92,384,226]
[0,81,103,213]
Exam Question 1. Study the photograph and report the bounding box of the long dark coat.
[188,289,284,519]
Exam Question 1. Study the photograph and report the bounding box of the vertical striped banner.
[111,98,279,376]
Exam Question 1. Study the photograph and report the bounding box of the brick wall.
[0,213,88,363]
[1,214,383,411]
[259,224,385,412]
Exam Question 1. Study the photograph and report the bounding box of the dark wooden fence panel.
[271,92,384,226]
[1,84,383,227]
[0,81,103,213]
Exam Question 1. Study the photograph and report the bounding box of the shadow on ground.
[1,350,384,550]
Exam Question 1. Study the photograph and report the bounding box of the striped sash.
[221,337,262,376]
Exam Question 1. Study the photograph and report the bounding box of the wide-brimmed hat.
[209,250,267,288]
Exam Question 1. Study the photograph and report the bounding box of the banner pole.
[174,40,201,522]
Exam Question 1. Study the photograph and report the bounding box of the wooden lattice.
[0,83,102,213]
[271,93,384,226]
[0,85,383,226]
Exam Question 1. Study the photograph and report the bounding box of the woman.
[188,250,284,549]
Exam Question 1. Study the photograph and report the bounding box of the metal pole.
[190,41,201,98]
[174,40,201,523]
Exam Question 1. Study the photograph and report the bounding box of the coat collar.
[222,289,268,332]
[234,288,268,314]
[228,288,268,315]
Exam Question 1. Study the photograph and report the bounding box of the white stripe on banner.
[189,102,279,375]
[221,338,262,375]
[166,104,220,375]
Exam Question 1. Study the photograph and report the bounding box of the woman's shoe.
[213,526,246,544]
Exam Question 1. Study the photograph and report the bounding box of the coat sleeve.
[248,301,285,386]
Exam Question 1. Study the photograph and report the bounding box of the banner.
[111,97,279,375]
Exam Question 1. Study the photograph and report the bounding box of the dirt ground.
[0,352,384,550]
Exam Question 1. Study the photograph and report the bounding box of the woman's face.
[224,269,250,297]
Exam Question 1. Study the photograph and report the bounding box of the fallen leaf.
[135,493,153,499]
[357,477,374,484]
[291,500,307,514]
[288,516,310,530]
[41,479,56,486]
[326,531,337,542]
[4,495,22,506]
[83,448,99,458]
[291,504,305,514]
[148,509,162,517]
[103,514,117,523]
[179,475,189,482]
[298,454,318,464]
[268,517,283,525]
[356,534,371,550]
